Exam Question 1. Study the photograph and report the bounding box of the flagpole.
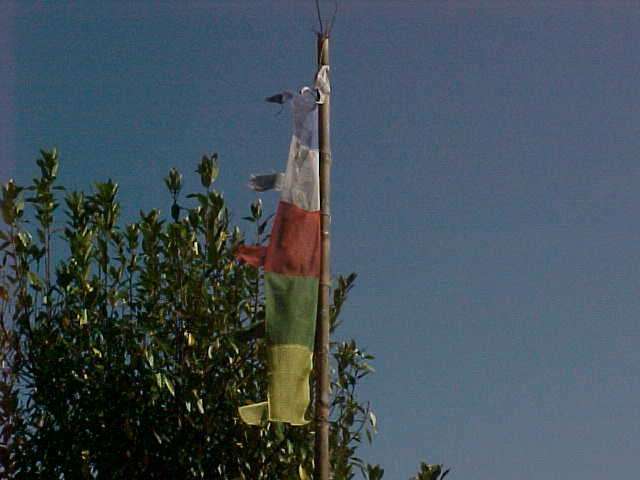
[314,33,331,480]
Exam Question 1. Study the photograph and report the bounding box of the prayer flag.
[235,74,327,425]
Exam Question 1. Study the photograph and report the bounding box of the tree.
[0,149,443,479]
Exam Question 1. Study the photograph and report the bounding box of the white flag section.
[279,87,320,211]
[250,68,330,212]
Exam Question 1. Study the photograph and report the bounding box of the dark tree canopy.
[0,150,442,480]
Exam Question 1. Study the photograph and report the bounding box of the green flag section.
[265,272,318,347]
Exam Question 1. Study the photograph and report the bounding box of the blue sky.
[2,1,640,479]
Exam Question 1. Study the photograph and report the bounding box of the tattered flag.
[235,72,326,426]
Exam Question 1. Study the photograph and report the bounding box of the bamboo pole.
[314,33,331,480]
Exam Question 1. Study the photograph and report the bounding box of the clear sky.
[2,1,640,479]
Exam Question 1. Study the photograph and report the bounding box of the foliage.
[410,463,450,480]
[0,150,446,479]
[0,150,389,479]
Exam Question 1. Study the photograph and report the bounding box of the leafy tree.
[0,149,443,479]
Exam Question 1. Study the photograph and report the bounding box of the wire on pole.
[314,0,338,36]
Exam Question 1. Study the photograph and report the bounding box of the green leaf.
[164,376,175,396]
[171,203,180,222]
[299,465,311,480]
[144,348,154,368]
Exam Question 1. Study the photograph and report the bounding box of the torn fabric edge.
[249,172,284,192]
